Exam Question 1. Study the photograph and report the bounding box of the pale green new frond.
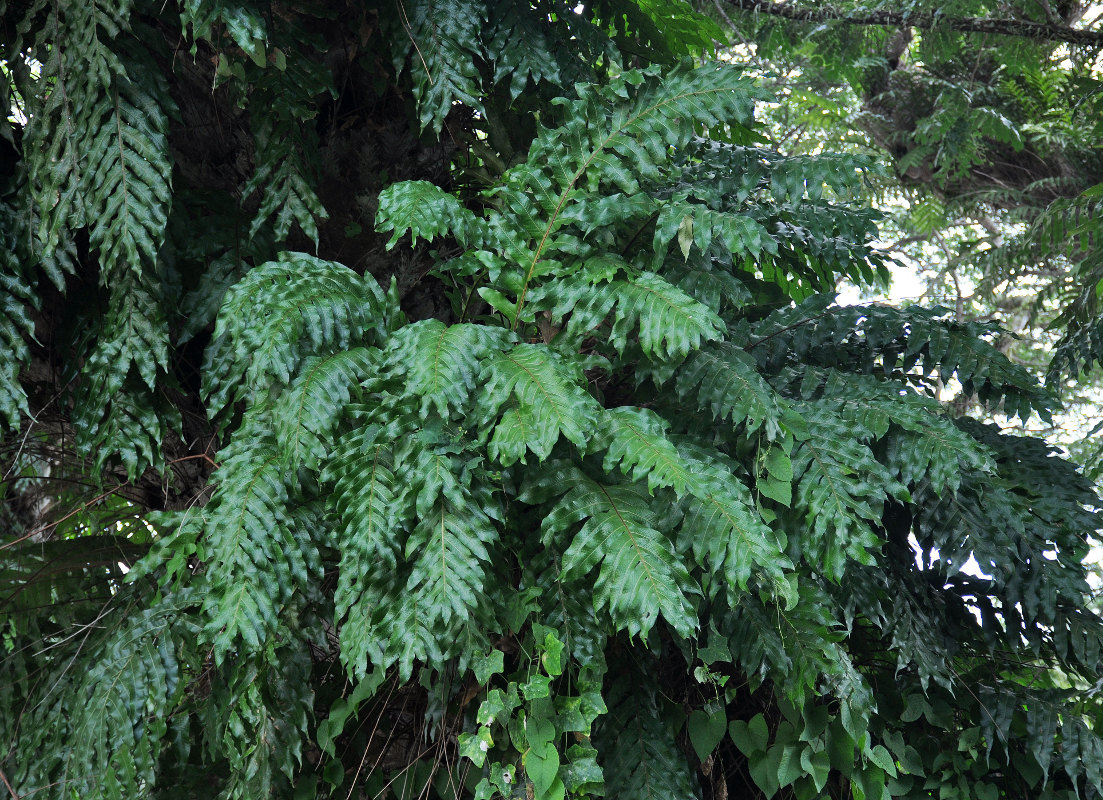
[677,341,789,440]
[482,343,601,465]
[541,467,698,639]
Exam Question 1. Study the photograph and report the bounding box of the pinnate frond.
[203,253,389,410]
[788,402,908,579]
[538,463,698,639]
[482,343,601,465]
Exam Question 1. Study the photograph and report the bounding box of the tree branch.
[727,0,1103,46]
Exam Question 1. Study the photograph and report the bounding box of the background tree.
[715,0,1103,450]
[1,2,1102,799]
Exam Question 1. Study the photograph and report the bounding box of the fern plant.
[1,2,1102,799]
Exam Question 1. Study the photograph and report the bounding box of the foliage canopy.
[1,1,1102,799]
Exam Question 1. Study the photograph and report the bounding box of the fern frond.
[750,297,1055,422]
[536,265,725,359]
[598,407,789,602]
[395,0,485,132]
[12,591,199,800]
[482,343,601,465]
[203,253,389,411]
[340,432,499,678]
[492,62,761,322]
[215,641,314,800]
[324,421,408,678]
[595,667,699,800]
[85,45,173,276]
[245,119,329,244]
[538,463,698,639]
[485,0,568,99]
[673,439,793,598]
[273,347,378,470]
[377,179,483,249]
[387,320,510,421]
[787,402,908,580]
[677,341,790,440]
[201,421,311,660]
[0,208,35,428]
[720,581,851,697]
[811,368,996,492]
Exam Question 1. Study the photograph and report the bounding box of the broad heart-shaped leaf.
[677,341,788,440]
[387,320,510,421]
[787,403,909,580]
[688,705,727,761]
[539,466,698,639]
[482,343,601,465]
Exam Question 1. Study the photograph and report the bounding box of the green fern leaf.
[201,424,312,660]
[396,0,485,131]
[204,253,389,411]
[677,341,789,440]
[811,368,996,492]
[0,225,35,428]
[273,348,377,470]
[388,320,510,421]
[482,343,601,465]
[596,669,699,800]
[674,440,793,596]
[351,437,499,677]
[788,403,908,580]
[376,180,482,249]
[537,266,724,359]
[539,464,698,639]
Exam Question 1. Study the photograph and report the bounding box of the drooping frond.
[595,666,700,800]
[203,253,390,410]
[12,591,200,800]
[535,462,698,639]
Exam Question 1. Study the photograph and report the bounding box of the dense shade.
[1,2,1102,799]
